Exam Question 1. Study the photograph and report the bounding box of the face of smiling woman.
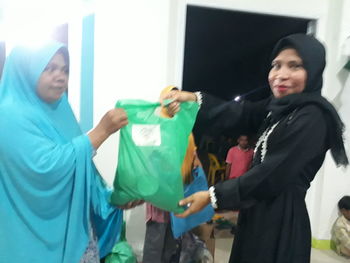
[268,48,307,99]
[36,52,69,103]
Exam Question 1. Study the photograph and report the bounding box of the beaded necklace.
[254,113,280,163]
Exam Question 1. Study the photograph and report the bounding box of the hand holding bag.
[111,100,199,213]
[170,167,215,238]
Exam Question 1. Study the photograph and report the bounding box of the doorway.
[182,5,314,102]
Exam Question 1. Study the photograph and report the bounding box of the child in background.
[331,196,350,257]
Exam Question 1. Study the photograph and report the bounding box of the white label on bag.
[132,124,161,146]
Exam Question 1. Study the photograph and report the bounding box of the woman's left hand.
[118,200,145,210]
[175,191,211,218]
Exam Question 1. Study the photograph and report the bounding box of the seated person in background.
[225,135,254,180]
[332,196,350,258]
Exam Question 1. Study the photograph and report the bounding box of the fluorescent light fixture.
[234,96,241,102]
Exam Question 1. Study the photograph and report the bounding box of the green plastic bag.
[111,100,198,213]
[105,222,137,263]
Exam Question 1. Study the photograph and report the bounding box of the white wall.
[92,1,172,258]
[306,0,350,241]
[71,0,350,248]
[92,0,172,185]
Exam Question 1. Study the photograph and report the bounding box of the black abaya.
[197,93,328,263]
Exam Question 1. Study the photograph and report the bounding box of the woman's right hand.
[88,108,128,150]
[160,90,198,116]
[160,90,197,105]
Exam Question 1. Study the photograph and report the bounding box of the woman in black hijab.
[162,34,348,263]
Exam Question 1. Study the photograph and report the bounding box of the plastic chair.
[207,153,225,185]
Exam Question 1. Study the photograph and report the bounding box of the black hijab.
[267,34,348,167]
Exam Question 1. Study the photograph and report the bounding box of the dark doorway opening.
[181,5,314,175]
[182,5,313,102]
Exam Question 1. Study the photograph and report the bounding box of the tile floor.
[311,248,349,263]
[214,237,349,263]
[213,210,349,262]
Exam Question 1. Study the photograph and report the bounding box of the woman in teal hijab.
[0,42,129,263]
